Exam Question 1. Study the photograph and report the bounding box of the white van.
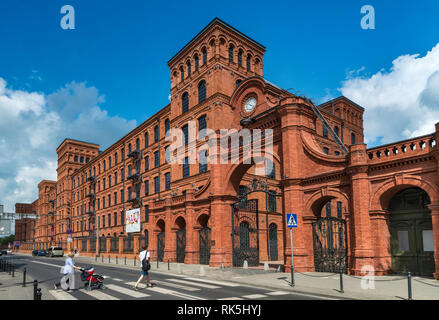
[47,246,64,257]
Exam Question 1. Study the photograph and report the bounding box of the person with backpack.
[134,245,153,290]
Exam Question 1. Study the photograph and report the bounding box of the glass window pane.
[422,230,434,252]
[397,230,410,252]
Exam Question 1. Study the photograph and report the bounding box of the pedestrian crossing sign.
[286,213,298,228]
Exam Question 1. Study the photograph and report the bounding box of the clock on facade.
[244,97,257,113]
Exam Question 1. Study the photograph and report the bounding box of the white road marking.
[242,294,267,299]
[79,288,119,300]
[49,289,78,300]
[265,291,289,296]
[217,297,244,300]
[165,278,220,289]
[153,280,200,292]
[183,277,241,287]
[126,281,205,300]
[105,284,150,298]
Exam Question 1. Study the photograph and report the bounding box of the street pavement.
[5,254,323,300]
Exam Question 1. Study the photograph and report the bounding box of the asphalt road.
[4,254,323,300]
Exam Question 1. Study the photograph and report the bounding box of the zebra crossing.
[48,275,292,300]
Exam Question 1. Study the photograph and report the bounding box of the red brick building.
[19,18,439,279]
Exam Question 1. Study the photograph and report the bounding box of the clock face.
[244,97,257,113]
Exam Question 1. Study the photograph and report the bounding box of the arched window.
[202,47,207,65]
[351,133,356,144]
[182,92,189,113]
[187,60,191,76]
[334,126,339,137]
[228,45,234,62]
[164,118,170,136]
[180,66,184,82]
[144,132,149,148]
[136,138,140,150]
[128,143,132,154]
[238,49,243,66]
[194,55,199,71]
[154,125,159,143]
[198,80,206,103]
[246,54,251,71]
[323,147,329,155]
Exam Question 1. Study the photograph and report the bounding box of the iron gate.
[268,223,278,261]
[232,199,259,267]
[123,235,134,252]
[176,228,186,263]
[199,227,211,265]
[89,237,96,252]
[110,236,119,252]
[157,232,165,262]
[100,236,106,252]
[312,217,347,273]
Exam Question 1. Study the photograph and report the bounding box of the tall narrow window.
[121,148,125,160]
[182,92,189,113]
[199,150,207,173]
[187,61,191,76]
[323,124,328,138]
[194,54,199,71]
[202,48,207,65]
[164,119,170,136]
[246,54,251,71]
[128,186,132,200]
[265,159,275,179]
[136,138,140,150]
[267,191,276,212]
[154,176,160,194]
[154,151,160,168]
[114,153,118,165]
[198,80,206,103]
[154,125,159,143]
[128,143,132,154]
[144,205,149,223]
[238,49,243,66]
[198,115,206,138]
[144,180,149,196]
[165,172,171,190]
[180,66,184,82]
[145,132,149,148]
[351,133,356,144]
[183,157,190,178]
[228,45,234,62]
[182,124,188,145]
[337,201,342,219]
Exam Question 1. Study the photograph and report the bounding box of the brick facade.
[17,18,439,279]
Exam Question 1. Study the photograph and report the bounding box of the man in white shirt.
[134,246,153,290]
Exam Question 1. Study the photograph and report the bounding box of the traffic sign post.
[286,213,298,287]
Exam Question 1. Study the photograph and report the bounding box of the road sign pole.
[290,228,295,287]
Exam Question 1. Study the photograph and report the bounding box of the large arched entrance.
[389,187,435,276]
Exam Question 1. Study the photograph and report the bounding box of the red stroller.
[80,266,106,291]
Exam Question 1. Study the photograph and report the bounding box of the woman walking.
[134,246,153,290]
[54,251,81,291]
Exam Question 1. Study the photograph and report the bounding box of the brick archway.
[371,175,439,211]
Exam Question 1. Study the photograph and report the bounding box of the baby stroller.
[80,266,105,291]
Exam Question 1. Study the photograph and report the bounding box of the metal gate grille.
[199,227,211,265]
[100,236,106,252]
[110,236,118,252]
[176,228,186,263]
[269,223,278,261]
[157,232,165,262]
[232,199,259,267]
[312,217,347,273]
[89,237,96,252]
[123,235,134,252]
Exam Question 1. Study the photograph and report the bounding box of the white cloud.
[339,43,439,146]
[0,79,137,212]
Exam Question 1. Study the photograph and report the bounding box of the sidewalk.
[68,254,439,300]
[0,268,54,300]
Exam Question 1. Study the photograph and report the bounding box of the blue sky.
[1,0,439,210]
[1,0,438,122]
